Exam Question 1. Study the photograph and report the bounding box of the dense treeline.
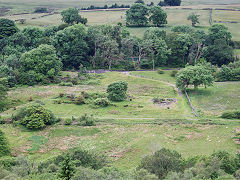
[0,8,239,89]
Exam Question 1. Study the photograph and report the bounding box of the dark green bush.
[12,104,56,129]
[64,118,73,125]
[139,148,184,179]
[75,95,85,105]
[78,114,95,126]
[93,98,110,107]
[221,110,240,119]
[107,81,128,102]
[0,130,11,157]
[157,69,165,74]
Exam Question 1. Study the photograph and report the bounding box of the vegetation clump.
[93,98,110,107]
[13,104,56,129]
[0,130,11,157]
[221,110,240,119]
[107,81,128,102]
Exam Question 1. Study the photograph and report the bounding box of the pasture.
[1,71,239,170]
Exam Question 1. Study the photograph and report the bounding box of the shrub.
[139,148,184,179]
[64,118,73,125]
[59,82,73,87]
[0,130,11,157]
[34,7,48,13]
[81,91,89,98]
[12,104,56,129]
[75,95,85,105]
[170,70,178,77]
[107,81,128,102]
[157,69,165,74]
[93,98,110,107]
[78,114,95,126]
[221,110,240,119]
[69,148,107,170]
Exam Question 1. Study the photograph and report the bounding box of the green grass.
[1,70,240,170]
[187,82,240,116]
[1,123,239,169]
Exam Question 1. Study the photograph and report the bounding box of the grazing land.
[1,71,239,170]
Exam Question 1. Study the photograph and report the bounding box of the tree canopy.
[176,63,214,90]
[0,18,18,39]
[61,8,87,25]
[126,3,149,27]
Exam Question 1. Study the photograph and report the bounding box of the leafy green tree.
[19,44,62,85]
[126,3,149,27]
[107,81,128,101]
[207,24,232,45]
[58,153,75,180]
[187,13,200,27]
[139,148,184,179]
[166,33,193,66]
[61,8,87,25]
[204,39,234,66]
[54,24,89,70]
[143,28,170,66]
[164,0,181,6]
[0,129,11,157]
[0,18,18,39]
[149,6,167,27]
[176,64,214,90]
[22,26,44,50]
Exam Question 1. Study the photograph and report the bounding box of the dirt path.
[122,72,183,96]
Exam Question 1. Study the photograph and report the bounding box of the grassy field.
[3,7,240,40]
[1,121,238,169]
[1,71,239,170]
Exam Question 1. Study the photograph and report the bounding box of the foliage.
[19,44,62,85]
[64,118,73,125]
[216,61,240,81]
[207,24,232,46]
[93,98,110,107]
[78,114,95,126]
[0,129,11,157]
[54,24,89,70]
[139,148,184,179]
[34,7,48,13]
[74,95,85,105]
[107,81,128,101]
[126,3,149,27]
[0,18,18,39]
[13,104,56,129]
[204,39,234,66]
[58,153,75,180]
[157,69,164,74]
[61,8,87,25]
[221,110,240,119]
[163,0,181,6]
[176,64,214,90]
[149,6,167,27]
[0,80,8,111]
[187,13,200,27]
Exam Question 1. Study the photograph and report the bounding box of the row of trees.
[0,7,236,87]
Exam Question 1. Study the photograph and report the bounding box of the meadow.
[2,5,240,40]
[1,71,240,169]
